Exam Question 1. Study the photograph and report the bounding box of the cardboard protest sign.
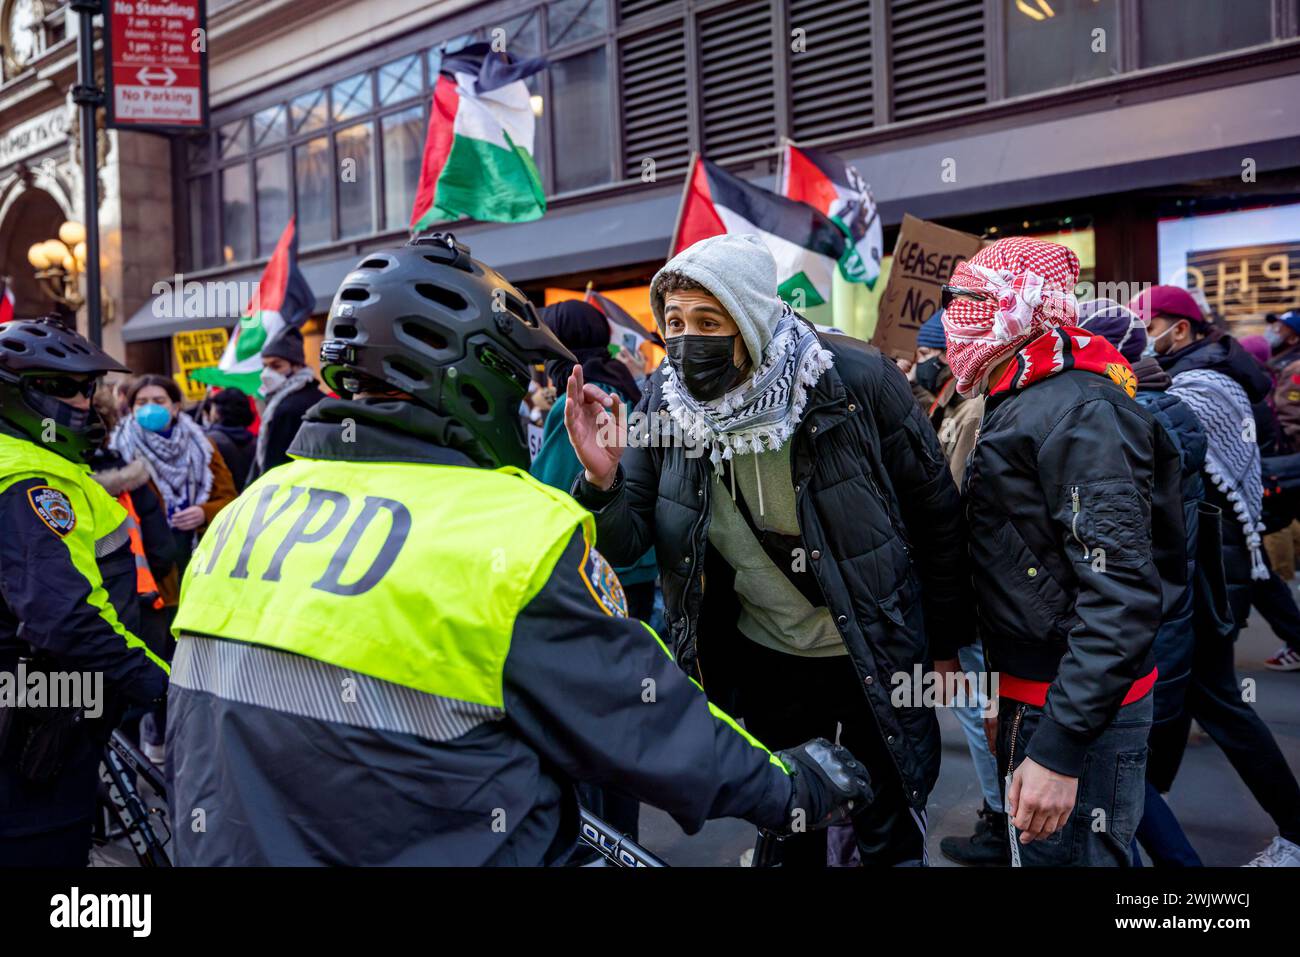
[872,214,983,360]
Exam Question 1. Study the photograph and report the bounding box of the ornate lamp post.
[25,220,111,321]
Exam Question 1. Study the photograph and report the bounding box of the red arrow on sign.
[136,66,177,86]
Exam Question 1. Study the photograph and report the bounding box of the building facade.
[0,0,175,362]
[3,1,1299,369]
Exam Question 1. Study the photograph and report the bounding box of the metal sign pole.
[71,0,103,346]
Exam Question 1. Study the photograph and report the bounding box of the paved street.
[640,611,1300,867]
[91,605,1299,868]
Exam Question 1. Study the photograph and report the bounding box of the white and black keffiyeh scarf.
[661,306,834,470]
[110,411,213,514]
[1170,368,1268,580]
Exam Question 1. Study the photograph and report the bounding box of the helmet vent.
[359,257,391,269]
[386,357,425,383]
[460,381,490,417]
[2,340,26,352]
[46,346,67,358]
[501,295,538,328]
[415,283,468,312]
[399,318,448,352]
[339,286,370,302]
[331,323,357,340]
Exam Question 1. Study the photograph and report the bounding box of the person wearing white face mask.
[246,325,324,485]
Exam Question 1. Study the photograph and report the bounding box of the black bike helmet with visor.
[319,233,576,469]
[0,317,129,462]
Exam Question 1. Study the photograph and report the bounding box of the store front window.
[1158,203,1300,333]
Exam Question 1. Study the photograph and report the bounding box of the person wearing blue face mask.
[109,374,237,763]
[110,375,236,562]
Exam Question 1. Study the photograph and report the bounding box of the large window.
[255,153,290,256]
[335,122,375,238]
[382,105,426,231]
[1005,0,1121,98]
[1138,0,1274,69]
[549,47,611,192]
[185,53,429,270]
[220,165,252,265]
[294,137,332,248]
[181,0,1297,272]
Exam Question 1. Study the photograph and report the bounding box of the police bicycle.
[92,729,172,867]
[577,809,789,868]
[91,734,782,868]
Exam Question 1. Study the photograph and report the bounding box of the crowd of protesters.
[555,233,1300,867]
[5,225,1299,869]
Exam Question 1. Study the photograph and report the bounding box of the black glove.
[774,738,873,834]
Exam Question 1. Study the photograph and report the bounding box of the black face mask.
[666,334,745,402]
[915,355,945,394]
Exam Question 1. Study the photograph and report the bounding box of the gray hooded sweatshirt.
[650,234,844,657]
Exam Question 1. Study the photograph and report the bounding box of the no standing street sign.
[104,0,209,132]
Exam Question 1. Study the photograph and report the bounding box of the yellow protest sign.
[172,328,229,402]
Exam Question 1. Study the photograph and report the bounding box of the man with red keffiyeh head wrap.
[944,238,1186,866]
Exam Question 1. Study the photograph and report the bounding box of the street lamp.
[25,219,111,321]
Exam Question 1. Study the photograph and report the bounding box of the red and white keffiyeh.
[942,238,1081,397]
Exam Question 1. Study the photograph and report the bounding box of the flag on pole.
[779,142,884,289]
[410,43,547,231]
[671,154,849,308]
[0,278,14,323]
[192,218,314,396]
[585,286,664,354]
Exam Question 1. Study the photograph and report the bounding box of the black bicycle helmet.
[0,317,129,462]
[320,233,577,469]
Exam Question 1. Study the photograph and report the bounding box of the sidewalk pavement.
[640,611,1300,867]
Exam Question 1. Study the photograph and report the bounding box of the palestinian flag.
[410,43,547,230]
[192,218,314,395]
[672,154,849,308]
[0,278,14,323]
[779,142,884,289]
[586,287,663,354]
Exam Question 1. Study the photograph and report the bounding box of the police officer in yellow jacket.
[166,234,871,865]
[0,318,170,866]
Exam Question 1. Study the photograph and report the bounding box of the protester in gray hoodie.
[565,234,971,867]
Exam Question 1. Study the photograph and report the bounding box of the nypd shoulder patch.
[580,545,628,618]
[27,485,76,536]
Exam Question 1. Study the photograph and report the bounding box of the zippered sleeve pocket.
[1057,481,1151,570]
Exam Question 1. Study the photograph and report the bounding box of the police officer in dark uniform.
[0,318,170,866]
[166,235,871,865]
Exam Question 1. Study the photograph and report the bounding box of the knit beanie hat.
[916,311,947,350]
[262,324,306,365]
[1077,298,1147,364]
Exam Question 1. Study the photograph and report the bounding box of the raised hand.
[562,364,624,491]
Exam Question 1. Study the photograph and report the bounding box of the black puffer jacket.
[573,334,971,808]
[964,368,1185,777]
